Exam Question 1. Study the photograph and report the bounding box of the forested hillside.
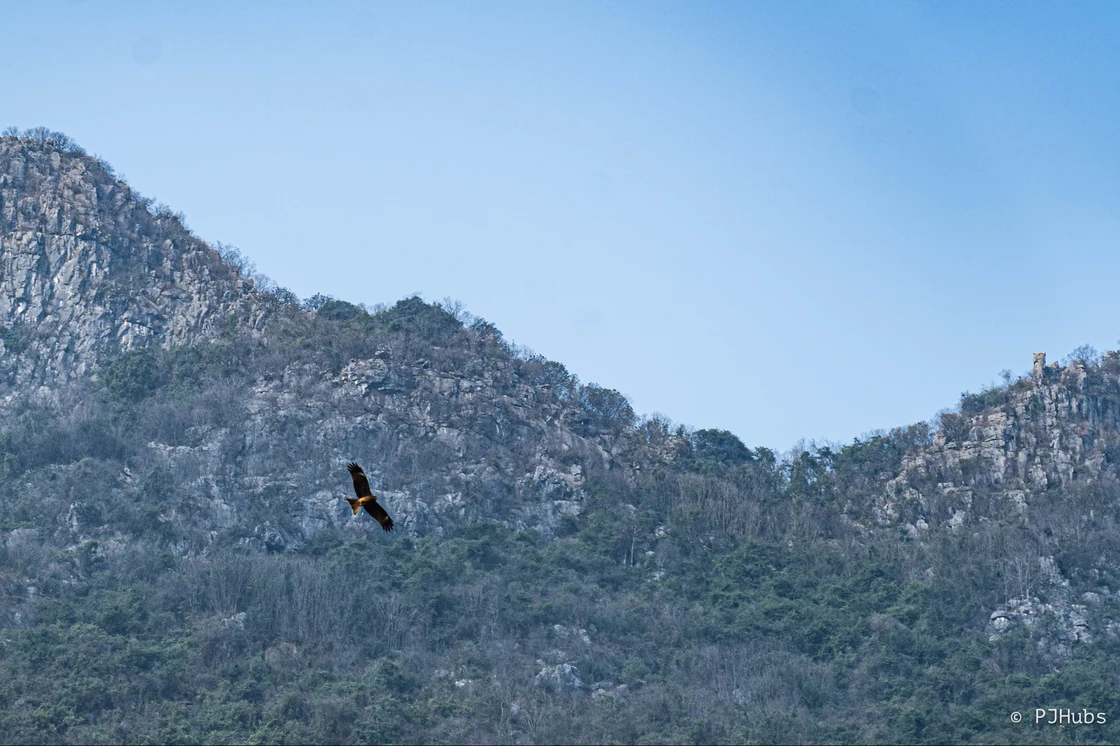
[2,131,1120,744]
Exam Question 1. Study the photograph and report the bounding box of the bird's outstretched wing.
[348,462,372,498]
[346,462,394,531]
[363,499,395,532]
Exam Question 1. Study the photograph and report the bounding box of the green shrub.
[102,347,166,400]
[691,428,752,466]
[939,411,969,442]
[0,324,28,353]
[960,385,1009,414]
[316,299,365,322]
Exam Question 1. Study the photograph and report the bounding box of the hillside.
[2,131,1120,744]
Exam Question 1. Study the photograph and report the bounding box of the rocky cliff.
[884,351,1120,529]
[0,134,268,389]
[877,350,1120,657]
[145,344,646,551]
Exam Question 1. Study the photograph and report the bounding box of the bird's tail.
[346,498,361,515]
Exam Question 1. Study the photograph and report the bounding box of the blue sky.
[4,0,1120,452]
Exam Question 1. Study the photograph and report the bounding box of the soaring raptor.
[346,462,394,531]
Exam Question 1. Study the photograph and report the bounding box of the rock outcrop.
[879,351,1120,657]
[0,136,269,389]
[534,662,582,693]
[209,350,623,544]
[883,351,1120,529]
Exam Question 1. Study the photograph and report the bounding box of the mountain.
[0,131,670,545]
[1,130,1119,744]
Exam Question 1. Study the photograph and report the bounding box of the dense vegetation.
[2,299,1120,744]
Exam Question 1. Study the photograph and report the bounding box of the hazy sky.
[4,0,1120,452]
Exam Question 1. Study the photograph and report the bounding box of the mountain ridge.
[3,132,1120,544]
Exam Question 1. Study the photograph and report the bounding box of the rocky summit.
[2,131,1120,744]
[0,135,268,388]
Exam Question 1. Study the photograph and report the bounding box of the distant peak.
[0,134,273,386]
[1,126,88,156]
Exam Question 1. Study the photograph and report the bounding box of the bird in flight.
[346,462,394,531]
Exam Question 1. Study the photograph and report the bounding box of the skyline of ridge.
[3,1,1119,451]
[0,127,1110,462]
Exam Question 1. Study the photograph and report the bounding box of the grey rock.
[534,662,582,693]
[0,139,270,391]
[885,351,1120,528]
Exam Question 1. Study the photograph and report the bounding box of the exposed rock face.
[883,354,1120,528]
[879,352,1120,656]
[534,662,582,693]
[984,555,1120,661]
[139,344,650,546]
[0,137,268,388]
[1032,352,1047,383]
[590,681,628,701]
